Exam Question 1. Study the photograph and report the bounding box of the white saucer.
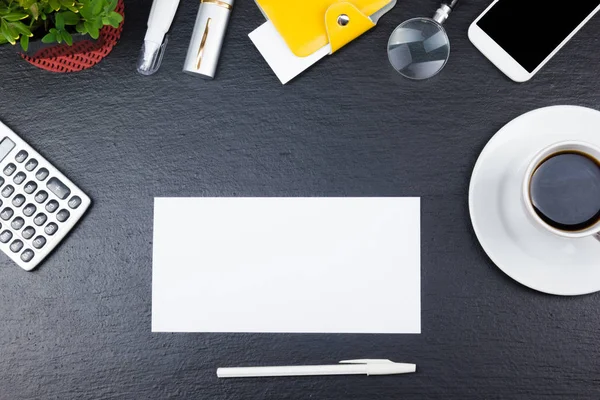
[469,105,600,296]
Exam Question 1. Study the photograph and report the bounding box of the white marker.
[217,359,416,379]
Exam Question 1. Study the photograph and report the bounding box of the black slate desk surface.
[1,0,599,399]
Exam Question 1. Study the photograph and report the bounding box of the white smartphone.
[468,0,600,82]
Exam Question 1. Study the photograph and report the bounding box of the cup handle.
[595,233,600,242]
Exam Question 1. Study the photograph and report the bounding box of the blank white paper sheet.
[152,197,421,334]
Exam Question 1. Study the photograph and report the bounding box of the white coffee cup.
[522,140,600,239]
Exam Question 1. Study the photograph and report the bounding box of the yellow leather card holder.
[255,0,393,57]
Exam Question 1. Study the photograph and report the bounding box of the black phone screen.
[477,0,600,72]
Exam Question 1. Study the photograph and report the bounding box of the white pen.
[137,0,181,75]
[217,359,416,379]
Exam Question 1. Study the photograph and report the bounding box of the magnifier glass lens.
[387,18,450,80]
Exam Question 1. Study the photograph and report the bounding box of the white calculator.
[0,122,91,271]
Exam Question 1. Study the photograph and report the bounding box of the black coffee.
[530,152,600,231]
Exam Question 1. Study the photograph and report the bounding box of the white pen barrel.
[217,365,366,378]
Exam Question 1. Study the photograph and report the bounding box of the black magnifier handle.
[445,0,459,9]
[434,0,459,24]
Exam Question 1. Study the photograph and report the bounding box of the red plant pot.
[20,0,125,73]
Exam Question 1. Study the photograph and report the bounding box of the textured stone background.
[0,0,599,398]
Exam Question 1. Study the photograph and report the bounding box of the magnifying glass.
[387,0,459,80]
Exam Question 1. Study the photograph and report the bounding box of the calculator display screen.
[0,138,15,162]
[477,0,600,72]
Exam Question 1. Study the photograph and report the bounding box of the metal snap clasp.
[337,14,350,26]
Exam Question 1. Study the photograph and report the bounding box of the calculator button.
[12,194,25,207]
[25,159,38,171]
[32,236,46,249]
[1,185,13,198]
[11,217,24,230]
[68,196,82,209]
[10,239,23,253]
[13,172,26,185]
[0,177,4,187]
[45,200,59,213]
[0,208,13,220]
[24,181,37,194]
[15,150,28,163]
[20,249,34,262]
[34,190,48,204]
[22,226,35,239]
[34,213,47,226]
[0,138,16,163]
[56,209,70,222]
[23,204,36,217]
[36,168,49,181]
[0,230,12,243]
[3,163,16,176]
[47,177,71,200]
[44,223,58,236]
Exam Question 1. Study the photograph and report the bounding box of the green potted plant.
[0,0,123,52]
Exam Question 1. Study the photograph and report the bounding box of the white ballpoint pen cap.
[137,0,181,76]
[339,359,417,375]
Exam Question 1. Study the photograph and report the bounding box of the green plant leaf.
[90,0,101,15]
[2,21,19,40]
[41,31,55,43]
[28,3,40,19]
[85,20,98,38]
[2,12,28,21]
[48,0,60,11]
[0,23,16,44]
[19,33,28,50]
[42,2,54,13]
[18,0,37,8]
[0,35,8,44]
[63,3,78,12]
[48,27,62,43]
[80,6,92,19]
[59,10,78,24]
[11,21,32,36]
[54,10,64,28]
[61,28,71,44]
[106,10,121,27]
[75,20,85,33]
[104,0,117,12]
